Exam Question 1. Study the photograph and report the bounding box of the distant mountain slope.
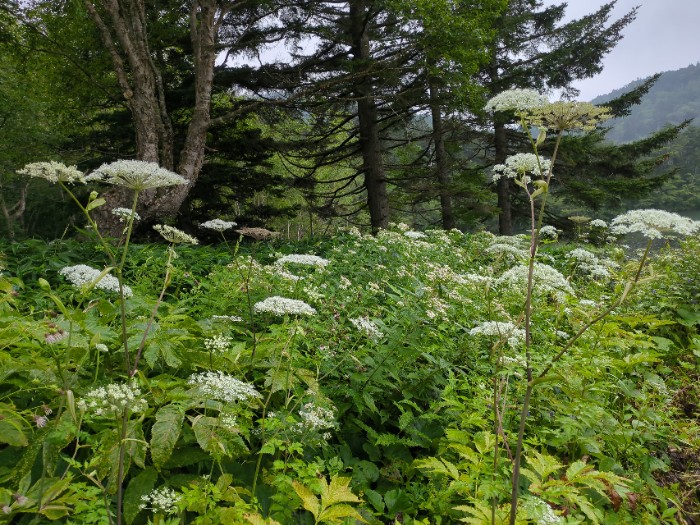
[592,63,700,143]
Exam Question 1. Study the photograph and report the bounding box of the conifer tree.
[481,0,637,234]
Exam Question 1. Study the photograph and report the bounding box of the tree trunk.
[429,79,455,230]
[494,120,513,235]
[349,0,389,232]
[84,0,221,235]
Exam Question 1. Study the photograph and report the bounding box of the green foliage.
[0,192,699,524]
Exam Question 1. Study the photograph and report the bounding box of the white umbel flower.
[275,254,330,267]
[404,230,427,239]
[85,160,187,190]
[187,371,260,403]
[18,161,85,184]
[298,402,335,431]
[349,316,384,341]
[59,264,133,297]
[469,321,525,349]
[610,209,700,239]
[484,88,548,114]
[539,225,559,240]
[200,218,237,232]
[492,153,551,182]
[204,334,232,353]
[111,207,141,223]
[139,486,180,515]
[78,381,148,417]
[253,296,316,316]
[497,262,574,300]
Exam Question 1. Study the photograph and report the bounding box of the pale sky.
[544,0,700,100]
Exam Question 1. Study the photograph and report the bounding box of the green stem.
[115,408,129,525]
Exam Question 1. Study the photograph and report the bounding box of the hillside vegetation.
[593,63,700,143]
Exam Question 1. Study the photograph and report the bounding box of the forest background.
[1,0,699,241]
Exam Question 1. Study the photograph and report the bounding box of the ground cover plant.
[1,93,699,525]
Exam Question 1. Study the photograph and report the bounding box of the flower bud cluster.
[153,224,199,245]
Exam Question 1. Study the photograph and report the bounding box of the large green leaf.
[150,404,184,470]
[123,468,157,525]
[0,404,28,447]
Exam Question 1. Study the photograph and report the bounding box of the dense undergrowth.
[1,225,699,524]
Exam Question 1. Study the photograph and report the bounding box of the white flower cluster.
[253,296,317,316]
[566,248,611,279]
[85,160,187,190]
[539,225,559,240]
[153,224,199,245]
[270,267,302,281]
[484,88,548,114]
[111,207,141,223]
[78,382,148,417]
[275,254,330,267]
[349,316,384,341]
[462,273,494,286]
[485,242,528,260]
[492,153,551,183]
[187,371,260,403]
[610,209,700,239]
[200,218,237,232]
[212,315,243,322]
[500,354,527,368]
[17,161,85,184]
[404,230,427,240]
[497,262,574,300]
[204,334,232,353]
[298,402,336,431]
[59,264,133,298]
[138,486,180,515]
[589,219,608,229]
[469,321,525,349]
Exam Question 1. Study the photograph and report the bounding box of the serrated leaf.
[322,476,359,507]
[565,460,591,481]
[244,513,282,525]
[191,415,226,458]
[292,480,320,519]
[151,405,184,470]
[414,457,460,480]
[123,468,157,525]
[526,450,563,480]
[318,503,367,523]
